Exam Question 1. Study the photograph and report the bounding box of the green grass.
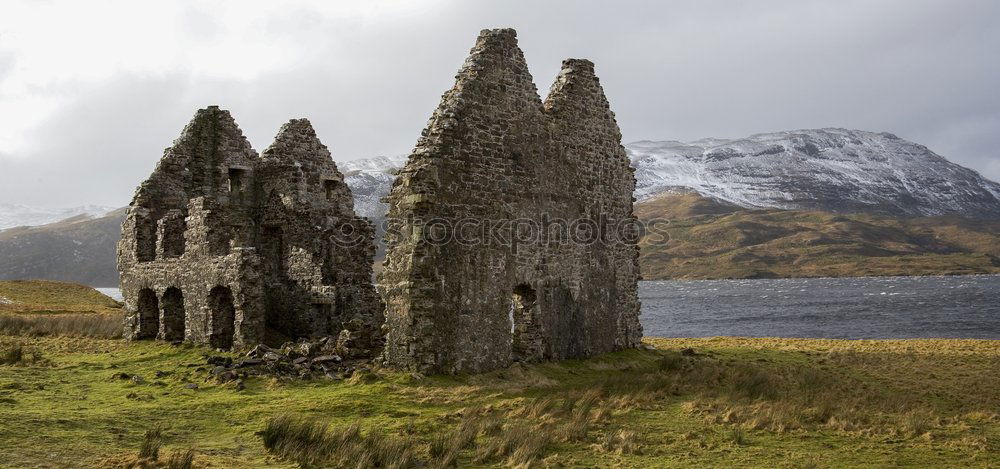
[0,280,121,314]
[0,336,997,467]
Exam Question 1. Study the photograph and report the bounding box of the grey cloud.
[176,5,223,41]
[0,50,14,83]
[2,0,999,207]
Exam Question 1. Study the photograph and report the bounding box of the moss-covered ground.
[1,335,996,468]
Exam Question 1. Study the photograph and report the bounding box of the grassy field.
[0,280,122,340]
[0,280,121,315]
[1,334,996,468]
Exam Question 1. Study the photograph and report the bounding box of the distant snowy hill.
[2,128,998,285]
[0,204,116,231]
[627,128,1000,218]
[338,129,1000,220]
[0,209,125,286]
[339,155,407,220]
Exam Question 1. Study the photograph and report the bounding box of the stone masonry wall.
[118,107,382,352]
[379,29,642,374]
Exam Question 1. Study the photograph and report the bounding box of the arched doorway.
[136,289,159,339]
[161,287,185,341]
[208,286,236,349]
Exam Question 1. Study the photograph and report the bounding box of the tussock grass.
[429,407,494,465]
[598,429,640,455]
[0,313,122,338]
[105,426,197,469]
[261,392,610,468]
[3,336,997,467]
[728,427,749,445]
[644,338,1000,442]
[471,421,550,467]
[139,427,162,460]
[0,342,46,365]
[259,415,417,468]
[165,450,195,469]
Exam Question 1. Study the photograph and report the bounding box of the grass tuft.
[165,449,195,469]
[0,342,46,365]
[474,422,551,467]
[729,427,749,445]
[259,414,417,468]
[599,429,640,455]
[138,427,162,461]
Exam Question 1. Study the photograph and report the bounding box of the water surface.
[94,275,1000,339]
[640,275,1000,339]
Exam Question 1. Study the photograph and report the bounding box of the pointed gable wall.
[380,29,642,374]
[118,109,383,353]
[132,106,258,211]
[256,119,384,344]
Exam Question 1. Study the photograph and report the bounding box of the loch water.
[97,274,1000,340]
[640,275,1000,339]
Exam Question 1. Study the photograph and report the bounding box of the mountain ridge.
[0,203,116,231]
[0,209,124,286]
[337,128,1000,223]
[627,128,1000,218]
[3,128,999,285]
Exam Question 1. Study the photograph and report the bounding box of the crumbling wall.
[379,29,642,374]
[256,119,384,355]
[118,108,381,352]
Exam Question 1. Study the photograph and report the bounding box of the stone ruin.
[118,108,383,353]
[379,29,642,374]
[119,28,642,374]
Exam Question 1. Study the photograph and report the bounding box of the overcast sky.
[1,0,998,208]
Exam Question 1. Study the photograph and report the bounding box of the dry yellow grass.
[0,313,123,338]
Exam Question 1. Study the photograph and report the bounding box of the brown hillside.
[636,193,1000,280]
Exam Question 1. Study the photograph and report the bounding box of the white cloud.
[0,0,445,159]
[0,0,997,207]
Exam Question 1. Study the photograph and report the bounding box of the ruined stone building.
[379,29,643,374]
[118,29,641,373]
[118,107,382,351]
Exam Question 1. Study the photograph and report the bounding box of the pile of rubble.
[205,334,376,383]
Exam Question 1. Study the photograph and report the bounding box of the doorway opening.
[161,287,185,341]
[136,289,159,339]
[510,283,541,362]
[208,286,236,349]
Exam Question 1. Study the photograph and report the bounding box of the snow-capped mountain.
[0,209,125,286]
[338,129,1000,221]
[3,130,997,285]
[628,129,1000,218]
[0,204,117,231]
[339,155,407,220]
